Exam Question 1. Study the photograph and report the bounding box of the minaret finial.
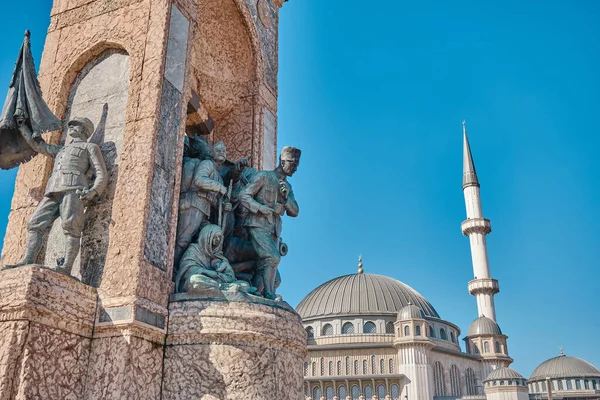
[462,120,479,189]
[559,346,564,356]
[357,255,363,274]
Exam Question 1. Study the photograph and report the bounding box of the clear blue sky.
[1,0,599,378]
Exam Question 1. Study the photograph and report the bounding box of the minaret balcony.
[468,278,499,295]
[461,218,492,236]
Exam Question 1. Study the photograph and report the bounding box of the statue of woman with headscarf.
[176,224,250,294]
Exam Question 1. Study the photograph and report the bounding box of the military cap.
[67,117,94,139]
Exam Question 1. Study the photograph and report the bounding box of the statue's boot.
[54,236,80,276]
[262,264,278,300]
[3,231,43,269]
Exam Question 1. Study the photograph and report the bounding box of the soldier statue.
[238,146,300,300]
[8,116,107,275]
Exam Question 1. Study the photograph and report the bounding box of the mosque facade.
[297,124,600,400]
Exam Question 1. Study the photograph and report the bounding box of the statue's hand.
[77,188,97,201]
[217,184,227,196]
[258,205,274,216]
[279,181,289,200]
[236,157,250,171]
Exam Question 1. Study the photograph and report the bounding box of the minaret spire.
[460,122,499,321]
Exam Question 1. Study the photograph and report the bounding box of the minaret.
[461,121,499,321]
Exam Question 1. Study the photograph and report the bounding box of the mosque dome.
[484,367,524,382]
[529,354,600,381]
[467,316,502,336]
[296,273,440,321]
[397,303,425,320]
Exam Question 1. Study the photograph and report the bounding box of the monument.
[0,0,306,398]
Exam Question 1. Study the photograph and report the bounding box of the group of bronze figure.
[0,31,300,301]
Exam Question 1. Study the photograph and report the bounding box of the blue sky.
[1,0,599,378]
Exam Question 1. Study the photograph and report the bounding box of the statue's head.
[279,146,301,177]
[210,141,227,165]
[67,117,94,140]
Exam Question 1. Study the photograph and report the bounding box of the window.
[354,360,359,375]
[339,386,347,399]
[337,360,341,375]
[351,385,360,400]
[320,357,324,376]
[558,380,564,390]
[328,360,333,376]
[430,326,435,338]
[326,386,334,400]
[306,327,314,340]
[313,387,321,400]
[500,380,505,386]
[484,341,490,353]
[364,321,377,333]
[342,322,355,334]
[378,385,386,399]
[495,341,501,353]
[450,365,461,396]
[465,341,470,353]
[322,324,333,336]
[473,343,480,354]
[389,358,394,374]
[345,357,350,375]
[391,384,400,400]
[450,331,455,342]
[585,379,589,390]
[466,368,477,395]
[386,321,394,333]
[567,379,572,390]
[365,385,373,399]
[371,355,376,374]
[404,325,410,336]
[380,359,385,374]
[440,328,447,340]
[592,380,597,390]
[312,362,316,376]
[416,325,421,336]
[576,380,581,390]
[433,361,446,396]
[363,359,367,374]
[303,362,308,376]
[542,381,546,391]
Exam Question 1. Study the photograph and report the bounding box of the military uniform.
[239,170,298,298]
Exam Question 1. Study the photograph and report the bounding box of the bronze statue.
[8,117,107,275]
[238,146,300,299]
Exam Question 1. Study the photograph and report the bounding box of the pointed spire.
[462,120,479,189]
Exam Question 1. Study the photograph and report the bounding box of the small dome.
[530,354,600,381]
[397,303,425,320]
[296,273,440,320]
[484,367,524,382]
[467,316,502,336]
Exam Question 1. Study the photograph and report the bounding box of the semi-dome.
[484,367,524,382]
[467,316,502,336]
[296,273,440,320]
[397,303,425,320]
[530,354,600,381]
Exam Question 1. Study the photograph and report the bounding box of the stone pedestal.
[163,299,307,400]
[0,266,97,399]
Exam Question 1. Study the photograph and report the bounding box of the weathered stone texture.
[0,321,29,400]
[163,300,307,400]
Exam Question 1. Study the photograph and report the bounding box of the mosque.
[296,124,600,400]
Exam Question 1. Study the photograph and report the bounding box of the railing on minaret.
[461,121,499,321]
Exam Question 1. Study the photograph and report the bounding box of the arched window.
[342,322,355,334]
[415,325,421,336]
[584,380,589,390]
[337,360,341,375]
[354,360,359,375]
[575,380,581,390]
[567,379,572,390]
[306,326,314,340]
[345,356,350,375]
[380,358,385,374]
[364,321,377,333]
[371,355,376,374]
[466,368,477,395]
[312,387,321,400]
[440,328,447,340]
[404,325,410,336]
[433,361,446,396]
[495,341,501,353]
[326,386,334,400]
[429,325,435,337]
[386,321,394,333]
[450,331,455,342]
[592,380,597,390]
[322,323,333,336]
[473,343,480,354]
[362,359,367,374]
[339,386,347,399]
[364,385,373,399]
[351,385,360,400]
[389,358,394,374]
[484,341,490,353]
[558,380,564,390]
[328,360,333,376]
[311,362,316,376]
[391,384,400,400]
[377,385,386,399]
[320,357,324,376]
[450,364,461,396]
[303,362,308,376]
[542,381,547,391]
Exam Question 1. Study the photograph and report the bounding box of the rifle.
[218,179,233,231]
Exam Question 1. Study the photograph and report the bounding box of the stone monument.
[0,0,306,398]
